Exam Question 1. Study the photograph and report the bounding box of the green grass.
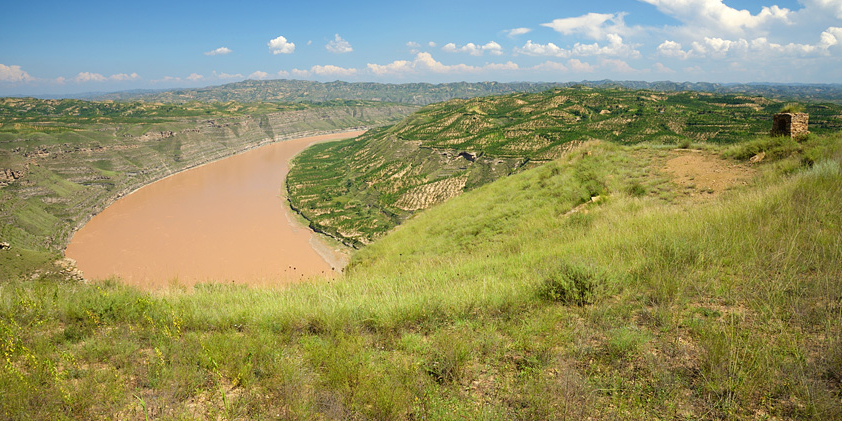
[2,132,841,419]
[288,88,842,247]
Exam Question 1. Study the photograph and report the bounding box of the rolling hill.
[286,87,842,246]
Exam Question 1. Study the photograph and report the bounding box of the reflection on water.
[65,131,364,289]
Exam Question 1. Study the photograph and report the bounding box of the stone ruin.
[770,113,809,138]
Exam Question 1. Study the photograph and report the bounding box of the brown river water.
[65,131,364,290]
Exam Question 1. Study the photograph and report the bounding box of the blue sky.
[1,0,840,96]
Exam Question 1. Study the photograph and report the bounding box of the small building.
[771,113,809,138]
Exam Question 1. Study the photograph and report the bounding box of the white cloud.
[291,69,310,77]
[406,41,421,48]
[75,72,107,83]
[506,28,532,38]
[249,70,270,80]
[807,0,842,19]
[654,62,675,73]
[367,60,413,76]
[205,47,232,56]
[428,41,437,48]
[277,70,291,78]
[311,64,358,76]
[442,41,503,56]
[542,12,632,40]
[109,72,140,81]
[567,59,596,73]
[601,58,637,73]
[187,73,204,81]
[484,61,519,71]
[530,61,568,72]
[515,34,639,58]
[367,52,518,76]
[326,34,353,54]
[54,76,66,85]
[0,64,34,82]
[152,76,181,84]
[214,71,243,79]
[514,40,569,57]
[640,0,791,36]
[268,35,295,54]
[657,40,690,59]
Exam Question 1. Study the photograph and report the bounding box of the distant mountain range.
[34,79,842,105]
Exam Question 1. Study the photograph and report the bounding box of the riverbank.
[65,131,364,289]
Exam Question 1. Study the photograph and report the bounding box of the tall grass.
[2,134,841,419]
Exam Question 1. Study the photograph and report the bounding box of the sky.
[1,0,841,96]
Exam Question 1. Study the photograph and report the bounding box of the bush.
[537,262,599,306]
[779,103,805,113]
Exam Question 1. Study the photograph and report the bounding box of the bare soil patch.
[662,150,755,201]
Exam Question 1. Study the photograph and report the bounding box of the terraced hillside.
[287,87,842,246]
[87,79,842,105]
[0,98,417,253]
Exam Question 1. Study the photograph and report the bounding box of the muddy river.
[65,131,364,289]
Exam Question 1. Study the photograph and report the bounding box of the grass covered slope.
[2,132,840,419]
[287,87,842,246]
[0,97,416,259]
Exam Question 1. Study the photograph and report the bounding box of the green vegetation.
[0,97,417,252]
[779,103,806,113]
[87,79,842,105]
[288,87,842,246]
[2,130,840,419]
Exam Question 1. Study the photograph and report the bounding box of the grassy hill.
[2,130,840,419]
[0,97,417,258]
[81,79,842,105]
[287,87,842,246]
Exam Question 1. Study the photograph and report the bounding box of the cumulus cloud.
[291,69,310,77]
[567,59,596,73]
[268,35,295,54]
[366,52,520,76]
[640,0,791,36]
[514,40,569,57]
[75,72,107,82]
[654,62,675,73]
[484,61,519,71]
[0,64,34,82]
[542,12,632,40]
[657,40,691,59]
[515,34,639,58]
[249,70,270,80]
[428,41,437,47]
[406,41,421,48]
[530,61,568,72]
[506,28,532,38]
[442,41,503,56]
[109,73,140,81]
[601,58,637,73]
[152,76,181,83]
[187,73,204,81]
[326,34,353,54]
[367,60,413,76]
[214,71,243,79]
[311,64,358,76]
[205,47,232,56]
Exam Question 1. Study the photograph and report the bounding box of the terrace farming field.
[287,87,842,246]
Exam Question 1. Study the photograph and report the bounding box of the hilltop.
[68,79,842,105]
[2,128,840,419]
[287,87,842,246]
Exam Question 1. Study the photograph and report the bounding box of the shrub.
[537,262,599,306]
[779,103,805,113]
